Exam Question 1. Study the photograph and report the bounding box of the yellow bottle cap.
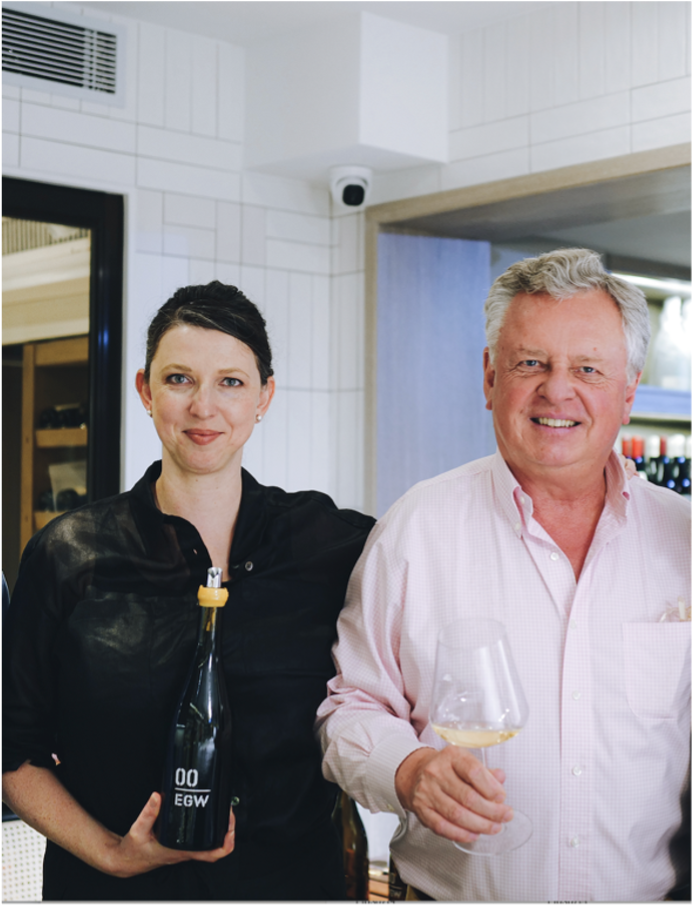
[197,586,229,607]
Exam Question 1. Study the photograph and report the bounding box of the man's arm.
[317,519,513,843]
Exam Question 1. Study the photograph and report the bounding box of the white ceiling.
[76,1,551,46]
[536,211,691,272]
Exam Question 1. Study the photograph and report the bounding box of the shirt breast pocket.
[622,622,691,720]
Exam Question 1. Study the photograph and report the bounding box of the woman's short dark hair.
[144,281,274,384]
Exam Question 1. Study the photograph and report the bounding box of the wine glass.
[429,618,532,856]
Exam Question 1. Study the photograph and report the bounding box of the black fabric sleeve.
[3,531,66,772]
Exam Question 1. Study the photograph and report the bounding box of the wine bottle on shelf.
[332,791,370,900]
[644,434,661,484]
[679,436,691,496]
[652,436,672,488]
[158,567,233,850]
[668,434,688,495]
[631,436,647,479]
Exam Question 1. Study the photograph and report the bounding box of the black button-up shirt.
[3,462,375,899]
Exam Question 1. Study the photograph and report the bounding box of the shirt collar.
[130,460,270,565]
[492,448,631,537]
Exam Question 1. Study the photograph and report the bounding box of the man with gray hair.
[317,249,690,901]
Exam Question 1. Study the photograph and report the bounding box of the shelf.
[34,336,88,367]
[35,427,88,448]
[34,511,66,531]
[633,385,690,419]
[630,412,691,427]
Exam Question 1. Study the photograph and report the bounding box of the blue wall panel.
[376,233,495,516]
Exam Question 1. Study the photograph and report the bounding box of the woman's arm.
[3,762,235,878]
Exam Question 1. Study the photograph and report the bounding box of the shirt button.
[572,690,582,701]
[570,836,580,848]
[572,765,583,777]
[514,521,521,532]
[550,551,560,561]
[519,494,525,504]
[244,561,254,572]
[569,619,577,630]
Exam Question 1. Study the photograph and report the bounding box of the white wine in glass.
[429,618,532,856]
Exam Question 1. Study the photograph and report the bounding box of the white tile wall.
[20,136,136,184]
[137,125,242,171]
[3,0,689,513]
[531,125,631,173]
[242,171,330,217]
[136,157,240,200]
[578,2,605,101]
[656,4,690,81]
[241,206,267,266]
[441,147,530,192]
[21,103,137,153]
[483,21,507,123]
[459,30,484,128]
[447,1,691,176]
[631,112,691,153]
[2,132,20,167]
[165,29,192,133]
[137,23,166,127]
[2,99,20,134]
[266,210,331,247]
[164,194,216,230]
[162,224,216,260]
[191,36,219,138]
[530,92,630,145]
[216,202,242,263]
[631,2,661,88]
[504,13,530,118]
[135,189,164,254]
[266,239,331,275]
[286,272,315,389]
[551,3,580,108]
[217,44,246,144]
[631,76,691,122]
[450,115,528,161]
[604,3,631,94]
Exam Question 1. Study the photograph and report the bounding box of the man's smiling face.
[483,290,640,487]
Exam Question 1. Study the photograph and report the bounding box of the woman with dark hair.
[3,282,375,900]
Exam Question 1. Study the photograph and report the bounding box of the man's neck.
[508,460,609,581]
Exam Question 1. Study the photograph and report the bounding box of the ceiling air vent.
[2,1,126,106]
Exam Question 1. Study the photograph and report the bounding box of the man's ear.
[483,348,495,412]
[621,370,641,425]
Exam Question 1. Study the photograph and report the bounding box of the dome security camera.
[329,166,372,209]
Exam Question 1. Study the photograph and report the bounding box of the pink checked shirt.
[317,451,691,902]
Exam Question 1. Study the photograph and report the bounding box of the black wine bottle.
[332,791,370,900]
[158,567,233,850]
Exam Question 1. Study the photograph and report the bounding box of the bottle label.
[173,767,210,808]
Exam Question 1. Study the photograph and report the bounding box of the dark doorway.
[2,178,123,590]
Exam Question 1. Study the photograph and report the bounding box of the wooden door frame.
[363,143,691,514]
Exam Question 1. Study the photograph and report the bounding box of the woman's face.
[136,324,274,479]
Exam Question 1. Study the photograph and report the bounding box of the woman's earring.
[146,409,152,417]
[256,414,263,423]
